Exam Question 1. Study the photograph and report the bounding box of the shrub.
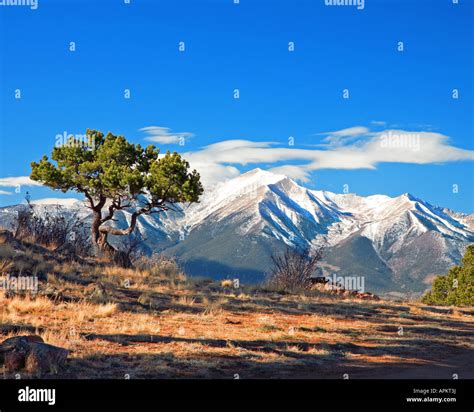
[134,253,184,281]
[267,246,322,291]
[14,196,90,256]
[422,245,474,306]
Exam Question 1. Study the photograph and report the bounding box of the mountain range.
[1,168,473,297]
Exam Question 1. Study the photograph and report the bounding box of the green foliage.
[422,244,474,306]
[30,130,203,203]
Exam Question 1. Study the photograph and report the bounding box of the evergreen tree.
[422,245,474,306]
[30,129,203,266]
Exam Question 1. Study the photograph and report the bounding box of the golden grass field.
[1,239,473,379]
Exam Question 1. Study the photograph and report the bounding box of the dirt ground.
[1,241,473,379]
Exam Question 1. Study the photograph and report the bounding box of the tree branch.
[98,200,169,236]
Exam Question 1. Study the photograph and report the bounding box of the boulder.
[0,335,68,375]
[25,342,69,374]
[0,336,44,371]
[0,335,44,351]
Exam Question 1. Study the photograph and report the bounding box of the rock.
[0,335,68,375]
[0,335,44,352]
[0,336,44,371]
[25,342,69,374]
[5,349,26,370]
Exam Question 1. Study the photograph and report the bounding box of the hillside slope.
[0,237,473,379]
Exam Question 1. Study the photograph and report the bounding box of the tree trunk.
[91,211,131,268]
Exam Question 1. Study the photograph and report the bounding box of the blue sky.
[0,0,473,212]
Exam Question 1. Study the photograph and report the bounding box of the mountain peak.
[244,167,265,174]
[240,167,283,178]
[234,168,287,187]
[401,192,418,201]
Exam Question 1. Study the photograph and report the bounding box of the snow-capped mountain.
[1,168,473,295]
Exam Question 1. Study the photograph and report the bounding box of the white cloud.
[188,162,240,186]
[0,176,43,187]
[181,127,474,187]
[140,126,193,145]
[0,190,12,195]
[268,165,311,183]
[320,126,369,138]
[316,126,370,148]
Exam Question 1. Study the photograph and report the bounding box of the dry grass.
[0,258,14,275]
[172,295,196,306]
[6,295,55,314]
[0,245,473,379]
[74,302,118,320]
[220,279,233,288]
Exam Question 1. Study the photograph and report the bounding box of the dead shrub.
[267,246,322,291]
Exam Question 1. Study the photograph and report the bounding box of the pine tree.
[30,129,203,266]
[422,245,474,306]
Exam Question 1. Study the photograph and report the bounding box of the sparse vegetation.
[134,254,185,280]
[14,194,89,256]
[7,295,55,314]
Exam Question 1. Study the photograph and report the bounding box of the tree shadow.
[29,332,474,379]
[0,323,43,335]
[78,332,474,378]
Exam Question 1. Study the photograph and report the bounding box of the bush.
[422,244,474,306]
[134,253,184,280]
[267,246,322,291]
[14,196,90,256]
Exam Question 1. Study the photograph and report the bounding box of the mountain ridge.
[1,168,472,295]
